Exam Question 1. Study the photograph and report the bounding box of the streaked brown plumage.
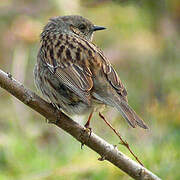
[34,15,148,129]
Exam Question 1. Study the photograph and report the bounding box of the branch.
[99,112,144,166]
[0,69,161,180]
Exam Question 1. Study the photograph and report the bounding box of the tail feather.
[92,92,148,129]
[115,100,148,129]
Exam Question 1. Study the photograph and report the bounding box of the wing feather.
[103,63,128,102]
[42,34,94,104]
[42,33,127,105]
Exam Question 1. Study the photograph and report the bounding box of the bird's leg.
[85,111,93,129]
[84,111,93,137]
[81,111,94,149]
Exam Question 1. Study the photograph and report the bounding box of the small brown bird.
[34,15,148,129]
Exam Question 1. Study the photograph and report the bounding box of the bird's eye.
[79,24,86,31]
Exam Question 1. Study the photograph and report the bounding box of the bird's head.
[42,15,106,41]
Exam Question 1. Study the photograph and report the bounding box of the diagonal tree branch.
[0,69,161,180]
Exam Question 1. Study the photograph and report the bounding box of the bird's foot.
[80,112,93,149]
[84,123,92,138]
[80,125,92,149]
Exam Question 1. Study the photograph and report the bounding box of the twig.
[0,69,161,180]
[99,112,144,166]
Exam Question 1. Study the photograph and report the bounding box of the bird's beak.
[92,25,106,31]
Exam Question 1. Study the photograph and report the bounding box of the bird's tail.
[93,92,148,129]
[114,100,148,129]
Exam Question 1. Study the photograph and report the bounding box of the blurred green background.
[0,0,180,179]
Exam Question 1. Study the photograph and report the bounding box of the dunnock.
[34,15,148,129]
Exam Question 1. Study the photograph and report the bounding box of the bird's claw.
[80,126,92,149]
[98,156,106,161]
[84,126,92,138]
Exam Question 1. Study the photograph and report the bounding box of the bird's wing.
[86,39,128,102]
[77,38,148,129]
[102,63,128,102]
[41,34,94,104]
